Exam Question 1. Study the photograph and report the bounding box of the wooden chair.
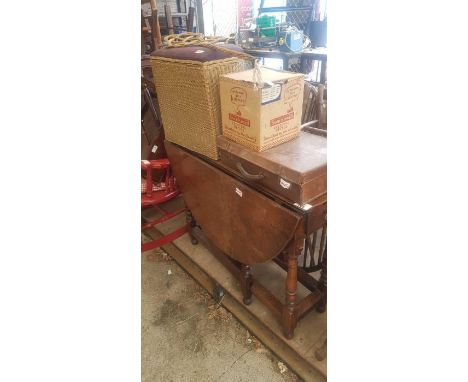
[141,0,163,54]
[301,82,327,130]
[141,0,196,55]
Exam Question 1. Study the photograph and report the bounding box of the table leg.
[315,338,327,361]
[316,244,327,313]
[186,209,198,245]
[282,239,301,339]
[300,56,306,73]
[240,264,253,305]
[320,60,327,84]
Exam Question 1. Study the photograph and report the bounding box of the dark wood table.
[243,48,303,72]
[165,141,327,339]
[243,47,327,84]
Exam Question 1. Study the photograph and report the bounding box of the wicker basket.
[150,45,252,159]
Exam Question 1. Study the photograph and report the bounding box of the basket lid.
[150,44,245,63]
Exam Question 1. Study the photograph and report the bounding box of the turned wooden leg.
[282,239,301,339]
[185,209,198,245]
[316,244,327,313]
[315,338,327,361]
[240,264,253,305]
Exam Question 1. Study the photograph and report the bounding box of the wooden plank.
[187,6,195,32]
[195,0,204,34]
[141,10,149,54]
[176,0,182,28]
[165,4,174,35]
[273,258,320,292]
[251,280,283,319]
[296,291,322,320]
[149,0,162,48]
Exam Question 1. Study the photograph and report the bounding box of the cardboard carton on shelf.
[219,67,304,152]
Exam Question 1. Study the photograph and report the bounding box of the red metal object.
[141,225,188,252]
[141,159,188,252]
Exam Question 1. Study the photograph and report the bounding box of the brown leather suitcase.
[216,131,326,205]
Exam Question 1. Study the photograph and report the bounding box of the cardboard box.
[220,67,304,151]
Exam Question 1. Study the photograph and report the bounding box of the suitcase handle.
[236,162,264,180]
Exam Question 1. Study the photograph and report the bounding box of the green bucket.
[257,15,276,37]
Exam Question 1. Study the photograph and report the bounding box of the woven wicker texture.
[151,53,252,159]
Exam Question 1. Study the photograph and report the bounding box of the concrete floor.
[142,247,301,382]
